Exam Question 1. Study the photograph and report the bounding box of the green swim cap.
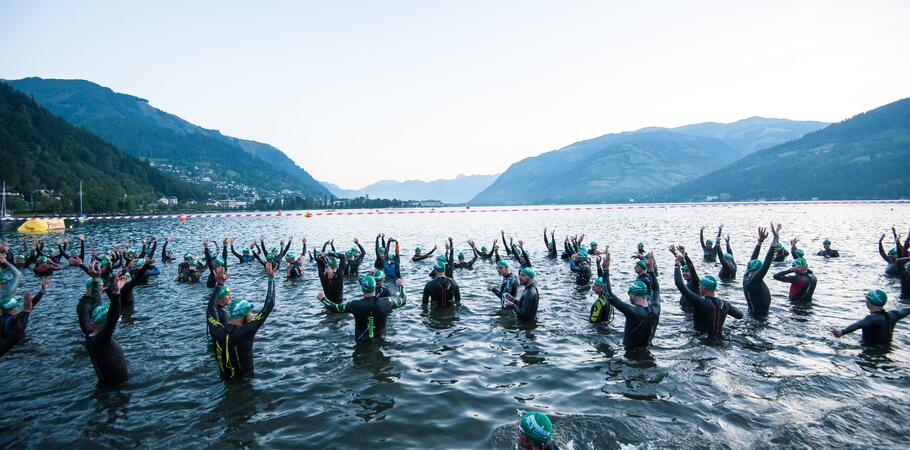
[122,271,132,280]
[747,259,762,272]
[360,274,377,292]
[775,242,783,249]
[723,253,734,261]
[628,280,648,296]
[638,242,645,248]
[593,277,604,287]
[372,269,385,280]
[458,251,465,260]
[351,247,360,255]
[520,267,535,280]
[37,256,47,264]
[434,261,446,272]
[266,253,275,261]
[229,299,253,319]
[242,247,250,254]
[699,275,718,290]
[519,412,553,445]
[184,253,194,260]
[379,247,386,254]
[792,258,807,268]
[285,254,296,262]
[91,304,110,324]
[135,258,146,267]
[327,257,339,269]
[635,259,648,271]
[706,239,714,246]
[578,248,588,259]
[680,264,689,273]
[823,239,831,245]
[345,250,354,258]
[888,248,898,256]
[271,247,280,254]
[865,289,887,307]
[497,260,509,269]
[415,246,422,252]
[1,296,18,312]
[436,254,447,262]
[794,249,805,258]
[481,246,487,252]
[218,286,231,299]
[85,278,98,288]
[100,257,111,266]
[590,242,598,248]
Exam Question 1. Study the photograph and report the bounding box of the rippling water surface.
[2,203,910,449]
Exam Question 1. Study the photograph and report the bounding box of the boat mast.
[1,180,6,218]
[79,181,83,217]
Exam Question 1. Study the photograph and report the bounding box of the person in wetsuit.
[517,411,560,450]
[632,258,653,294]
[816,239,840,258]
[177,253,205,283]
[832,290,910,347]
[789,238,805,262]
[128,257,160,285]
[700,225,721,262]
[675,267,743,340]
[230,239,256,264]
[85,273,128,387]
[321,275,407,344]
[773,258,817,304]
[0,278,47,357]
[603,250,661,349]
[714,234,736,281]
[742,225,781,319]
[206,265,276,380]
[344,239,366,276]
[0,256,21,299]
[543,228,558,258]
[879,233,902,277]
[589,257,614,324]
[569,248,592,287]
[668,245,699,313]
[772,241,790,262]
[285,253,304,279]
[454,246,479,269]
[489,260,519,305]
[32,255,61,278]
[117,258,152,310]
[475,240,498,260]
[317,253,347,309]
[422,261,461,308]
[204,240,229,288]
[160,235,176,263]
[503,267,540,322]
[895,257,910,300]
[381,238,402,282]
[411,244,437,262]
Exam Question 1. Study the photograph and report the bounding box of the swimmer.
[831,290,910,347]
[320,275,407,344]
[773,257,817,304]
[502,267,539,322]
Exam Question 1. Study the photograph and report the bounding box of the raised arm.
[674,264,702,309]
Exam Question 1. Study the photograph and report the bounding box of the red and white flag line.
[2,200,907,222]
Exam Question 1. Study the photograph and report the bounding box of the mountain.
[324,174,499,204]
[668,98,910,201]
[4,77,331,199]
[470,117,828,205]
[0,82,205,213]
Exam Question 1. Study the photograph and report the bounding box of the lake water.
[2,202,909,449]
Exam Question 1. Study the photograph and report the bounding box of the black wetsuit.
[675,266,743,338]
[700,228,720,262]
[544,231,557,258]
[205,245,229,289]
[177,261,205,283]
[676,254,700,313]
[817,248,840,258]
[121,264,151,309]
[773,269,817,304]
[85,293,127,386]
[317,254,347,307]
[286,259,303,279]
[716,242,736,281]
[161,240,176,263]
[476,245,495,260]
[411,247,436,262]
[840,308,910,347]
[322,286,407,343]
[345,242,366,276]
[492,273,519,302]
[0,291,44,356]
[230,244,255,264]
[743,242,777,319]
[422,275,461,308]
[510,282,540,322]
[570,260,592,286]
[454,249,478,269]
[604,269,661,348]
[896,260,910,300]
[206,279,276,379]
[76,283,103,334]
[879,241,900,278]
[773,246,790,262]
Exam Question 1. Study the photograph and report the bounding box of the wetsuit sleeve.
[717,245,734,273]
[727,302,744,319]
[149,240,158,258]
[684,253,699,281]
[389,286,407,308]
[162,240,170,260]
[0,262,21,297]
[244,279,276,333]
[123,263,151,295]
[206,285,225,333]
[355,242,365,264]
[252,250,265,266]
[468,248,478,268]
[605,293,636,318]
[281,240,292,260]
[97,292,122,344]
[79,239,85,260]
[751,241,762,261]
[674,265,702,308]
[773,269,797,282]
[841,316,873,335]
[891,307,910,322]
[726,240,733,258]
[501,232,511,255]
[421,283,430,306]
[453,280,462,303]
[231,244,242,260]
[754,244,776,282]
[375,236,381,258]
[30,290,45,308]
[878,240,889,262]
[511,287,537,321]
[321,298,348,313]
[493,247,501,262]
[700,228,709,253]
[204,247,216,276]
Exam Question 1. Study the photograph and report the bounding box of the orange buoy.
[178,213,187,223]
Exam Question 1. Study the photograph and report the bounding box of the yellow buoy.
[17,218,67,233]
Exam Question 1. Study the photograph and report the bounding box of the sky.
[2,1,909,189]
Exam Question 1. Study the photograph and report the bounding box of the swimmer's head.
[228,299,254,321]
[36,256,48,265]
[517,412,553,447]
[634,259,648,274]
[747,259,762,273]
[823,239,832,248]
[218,286,232,303]
[519,267,535,285]
[1,296,18,313]
[593,276,604,294]
[434,261,446,274]
[680,264,691,281]
[497,260,510,276]
[184,253,194,261]
[699,275,717,293]
[705,239,714,247]
[627,280,648,300]
[360,274,377,293]
[723,253,734,261]
[242,247,250,255]
[91,304,110,326]
[327,257,339,269]
[865,289,887,308]
[372,269,385,284]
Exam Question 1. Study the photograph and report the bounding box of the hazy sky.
[2,1,909,189]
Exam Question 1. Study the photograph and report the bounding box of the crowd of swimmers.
[2,224,910,449]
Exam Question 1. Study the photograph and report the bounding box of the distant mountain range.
[323,174,498,204]
[4,77,331,199]
[0,83,205,213]
[470,117,828,205]
[668,98,910,201]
